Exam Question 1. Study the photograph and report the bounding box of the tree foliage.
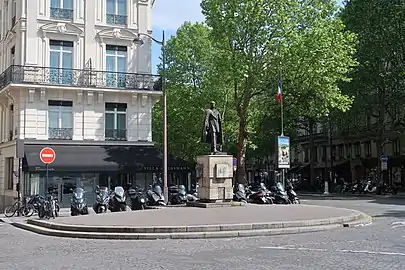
[200,0,357,183]
[152,22,238,162]
[341,0,405,149]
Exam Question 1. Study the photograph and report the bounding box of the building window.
[50,0,74,20]
[345,144,352,158]
[11,1,16,27]
[10,46,15,65]
[105,103,127,140]
[338,144,344,159]
[9,104,14,141]
[354,142,361,156]
[50,40,73,85]
[106,45,127,88]
[48,100,73,140]
[364,141,371,157]
[314,147,318,162]
[393,139,400,156]
[6,157,14,190]
[331,145,336,161]
[106,0,127,25]
[322,146,326,161]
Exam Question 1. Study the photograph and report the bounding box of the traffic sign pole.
[40,147,56,195]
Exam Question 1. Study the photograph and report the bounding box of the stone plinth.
[196,154,233,203]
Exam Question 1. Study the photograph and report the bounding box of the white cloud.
[152,0,204,31]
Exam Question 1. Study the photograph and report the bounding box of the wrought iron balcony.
[106,14,127,25]
[0,65,161,92]
[49,128,73,140]
[105,129,127,141]
[50,8,74,20]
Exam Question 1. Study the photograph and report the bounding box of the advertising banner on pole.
[277,136,290,169]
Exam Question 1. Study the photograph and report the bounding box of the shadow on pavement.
[367,198,405,206]
[372,211,405,218]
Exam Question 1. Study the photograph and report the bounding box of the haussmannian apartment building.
[0,0,190,211]
[290,114,405,188]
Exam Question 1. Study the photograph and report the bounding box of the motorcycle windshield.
[74,188,84,199]
[276,182,285,192]
[260,183,267,190]
[237,184,245,192]
[178,185,186,191]
[153,185,163,195]
[100,189,109,199]
[114,186,125,197]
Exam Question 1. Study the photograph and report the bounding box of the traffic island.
[11,204,372,240]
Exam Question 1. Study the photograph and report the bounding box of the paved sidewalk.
[51,204,359,227]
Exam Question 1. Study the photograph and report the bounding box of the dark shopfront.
[22,144,192,207]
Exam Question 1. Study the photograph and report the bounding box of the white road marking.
[260,246,405,256]
[391,221,405,228]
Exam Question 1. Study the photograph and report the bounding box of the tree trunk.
[236,117,247,184]
[308,118,316,188]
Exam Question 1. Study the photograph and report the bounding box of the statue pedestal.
[196,154,233,203]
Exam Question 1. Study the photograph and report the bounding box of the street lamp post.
[134,31,168,203]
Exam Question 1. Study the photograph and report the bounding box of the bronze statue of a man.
[202,101,224,154]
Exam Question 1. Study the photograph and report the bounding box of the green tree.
[341,0,405,160]
[201,0,357,184]
[152,22,238,162]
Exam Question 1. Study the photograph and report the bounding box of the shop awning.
[23,144,191,172]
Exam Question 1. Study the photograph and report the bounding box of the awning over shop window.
[23,144,192,172]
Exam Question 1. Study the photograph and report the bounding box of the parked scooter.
[246,183,272,204]
[147,184,166,206]
[286,182,300,204]
[128,186,147,210]
[363,180,377,193]
[109,186,127,212]
[271,182,290,204]
[71,187,89,216]
[93,186,110,214]
[233,183,247,203]
[169,185,188,205]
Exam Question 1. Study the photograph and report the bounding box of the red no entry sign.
[40,147,56,164]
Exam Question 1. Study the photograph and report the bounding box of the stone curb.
[25,210,367,234]
[11,214,372,240]
[299,193,405,199]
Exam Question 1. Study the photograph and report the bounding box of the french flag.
[276,79,282,104]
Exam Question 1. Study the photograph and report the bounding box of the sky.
[151,0,344,74]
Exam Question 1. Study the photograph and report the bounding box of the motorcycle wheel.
[294,198,300,204]
[120,204,126,211]
[23,205,35,217]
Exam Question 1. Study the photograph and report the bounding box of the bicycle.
[4,196,35,218]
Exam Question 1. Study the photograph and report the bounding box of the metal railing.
[105,129,127,141]
[106,14,127,25]
[0,65,161,91]
[48,128,73,140]
[50,8,74,20]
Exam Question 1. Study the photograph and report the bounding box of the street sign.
[381,161,388,171]
[40,147,56,164]
[380,154,388,162]
[233,157,237,171]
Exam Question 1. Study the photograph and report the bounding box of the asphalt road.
[1,197,405,270]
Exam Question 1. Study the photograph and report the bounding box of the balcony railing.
[105,129,127,141]
[0,65,161,91]
[106,14,127,25]
[49,128,73,140]
[50,7,74,20]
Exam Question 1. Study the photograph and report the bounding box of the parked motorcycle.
[71,187,89,216]
[147,184,166,206]
[93,186,109,214]
[271,182,290,204]
[233,183,247,203]
[286,182,300,204]
[109,186,127,212]
[246,183,272,204]
[169,185,187,205]
[128,187,147,210]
